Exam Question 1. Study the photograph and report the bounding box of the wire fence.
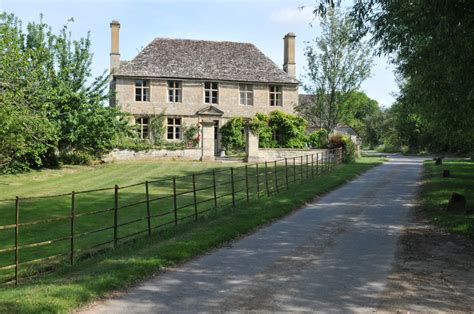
[0,148,342,285]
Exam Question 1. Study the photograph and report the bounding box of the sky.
[2,0,398,107]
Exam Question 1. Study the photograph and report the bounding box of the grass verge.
[0,157,382,313]
[421,159,474,237]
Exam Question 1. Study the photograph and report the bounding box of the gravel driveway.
[83,155,424,312]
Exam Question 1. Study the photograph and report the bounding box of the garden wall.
[105,148,202,161]
[257,148,329,161]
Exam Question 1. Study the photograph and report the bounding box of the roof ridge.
[151,37,254,45]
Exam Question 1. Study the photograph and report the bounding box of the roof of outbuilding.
[115,38,298,84]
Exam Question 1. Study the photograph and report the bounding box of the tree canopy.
[0,13,130,173]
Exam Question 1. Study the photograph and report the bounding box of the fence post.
[230,168,236,207]
[114,185,119,248]
[173,177,178,225]
[145,181,152,237]
[212,170,217,209]
[316,153,318,174]
[274,160,279,192]
[256,163,260,199]
[70,191,75,265]
[264,161,270,196]
[192,174,198,221]
[285,158,289,190]
[306,155,309,178]
[311,154,314,177]
[300,155,303,181]
[15,196,19,286]
[245,165,249,202]
[293,157,296,182]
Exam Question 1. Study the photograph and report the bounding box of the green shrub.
[113,137,154,151]
[183,124,199,148]
[220,118,246,152]
[375,143,401,153]
[250,111,308,148]
[330,134,356,163]
[150,114,165,145]
[59,151,95,166]
[308,129,329,148]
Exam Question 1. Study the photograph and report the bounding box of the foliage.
[149,113,165,145]
[220,118,246,152]
[298,7,373,133]
[329,134,356,163]
[250,111,308,148]
[0,13,129,173]
[58,151,94,166]
[307,129,329,148]
[314,0,474,154]
[182,124,199,148]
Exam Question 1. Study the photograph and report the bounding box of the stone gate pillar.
[200,120,215,161]
[245,125,261,163]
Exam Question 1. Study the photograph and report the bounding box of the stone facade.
[109,21,299,161]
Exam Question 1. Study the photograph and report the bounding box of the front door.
[214,120,219,156]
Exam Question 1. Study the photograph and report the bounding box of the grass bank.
[421,159,474,237]
[0,157,382,313]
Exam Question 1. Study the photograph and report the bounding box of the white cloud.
[270,6,315,26]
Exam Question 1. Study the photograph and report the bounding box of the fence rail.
[0,148,343,285]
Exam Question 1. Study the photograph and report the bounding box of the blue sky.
[2,0,398,107]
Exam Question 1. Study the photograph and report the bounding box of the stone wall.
[257,148,329,162]
[105,148,202,162]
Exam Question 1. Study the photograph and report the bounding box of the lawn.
[421,159,474,237]
[0,154,334,283]
[0,156,383,313]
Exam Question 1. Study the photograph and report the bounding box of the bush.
[329,134,356,163]
[220,118,246,152]
[183,124,199,148]
[59,151,95,166]
[375,143,401,153]
[113,137,154,152]
[250,111,308,148]
[308,129,329,148]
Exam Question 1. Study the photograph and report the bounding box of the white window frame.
[269,85,283,107]
[167,117,182,140]
[239,84,253,106]
[167,80,182,103]
[135,117,149,139]
[204,81,219,104]
[135,79,150,102]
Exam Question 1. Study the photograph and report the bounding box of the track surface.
[85,156,423,312]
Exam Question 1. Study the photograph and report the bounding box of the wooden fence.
[0,148,342,285]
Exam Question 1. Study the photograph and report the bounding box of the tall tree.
[297,8,373,133]
[0,13,130,172]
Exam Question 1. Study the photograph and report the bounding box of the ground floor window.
[167,117,182,140]
[135,117,149,139]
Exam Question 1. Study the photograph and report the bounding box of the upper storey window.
[135,80,150,102]
[168,80,182,103]
[204,82,218,104]
[239,84,253,106]
[269,85,282,106]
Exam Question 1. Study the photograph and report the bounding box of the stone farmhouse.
[108,20,299,160]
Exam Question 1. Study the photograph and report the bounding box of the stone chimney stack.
[110,20,120,74]
[283,32,296,78]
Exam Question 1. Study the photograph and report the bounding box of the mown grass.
[0,156,383,313]
[421,159,474,237]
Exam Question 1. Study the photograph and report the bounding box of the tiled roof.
[115,38,298,84]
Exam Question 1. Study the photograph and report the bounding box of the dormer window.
[269,85,282,106]
[168,80,182,102]
[204,82,218,104]
[135,80,150,101]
